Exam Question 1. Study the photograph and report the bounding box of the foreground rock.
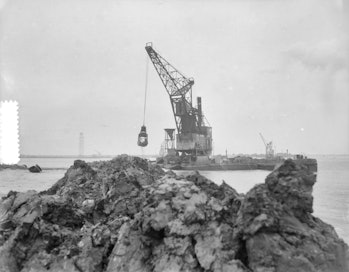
[0,155,347,272]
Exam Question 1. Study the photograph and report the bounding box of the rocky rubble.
[0,155,348,272]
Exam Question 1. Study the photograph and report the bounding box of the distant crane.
[145,43,212,157]
[259,133,274,159]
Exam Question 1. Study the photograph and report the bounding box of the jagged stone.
[106,222,150,272]
[237,160,349,272]
[0,156,347,272]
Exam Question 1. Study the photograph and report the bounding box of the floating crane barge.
[145,43,317,172]
[145,43,212,159]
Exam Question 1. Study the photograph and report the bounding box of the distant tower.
[164,128,176,155]
[79,132,84,157]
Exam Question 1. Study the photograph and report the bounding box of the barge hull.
[165,158,317,172]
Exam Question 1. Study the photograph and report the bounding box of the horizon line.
[19,153,349,158]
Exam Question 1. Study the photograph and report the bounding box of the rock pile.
[0,156,348,272]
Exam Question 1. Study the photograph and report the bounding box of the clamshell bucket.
[137,125,148,147]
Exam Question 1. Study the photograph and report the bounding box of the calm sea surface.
[0,155,348,244]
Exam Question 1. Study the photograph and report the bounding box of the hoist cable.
[143,55,150,126]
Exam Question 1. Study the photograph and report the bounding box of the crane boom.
[259,132,274,159]
[145,43,196,134]
[145,44,193,98]
[259,132,267,147]
[145,42,212,156]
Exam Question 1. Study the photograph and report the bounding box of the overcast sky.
[0,0,348,156]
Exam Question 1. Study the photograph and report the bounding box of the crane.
[145,42,212,157]
[259,133,274,159]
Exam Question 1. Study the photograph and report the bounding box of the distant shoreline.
[20,155,115,159]
[19,154,349,159]
[19,155,158,159]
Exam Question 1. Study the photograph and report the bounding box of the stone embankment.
[0,155,348,272]
[0,164,27,171]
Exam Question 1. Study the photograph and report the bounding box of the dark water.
[0,155,348,244]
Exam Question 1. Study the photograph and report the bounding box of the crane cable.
[143,56,150,126]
